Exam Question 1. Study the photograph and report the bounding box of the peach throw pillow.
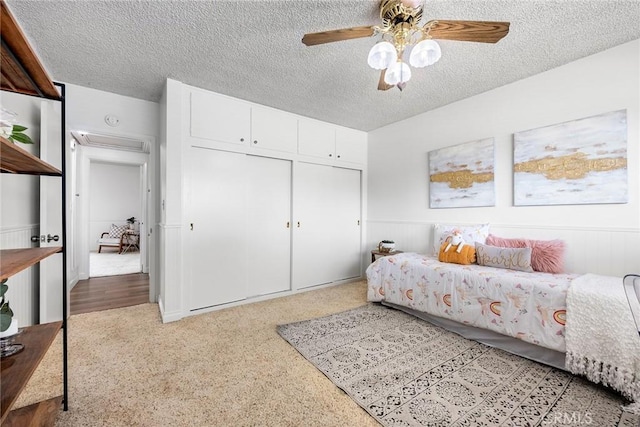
[485,234,565,274]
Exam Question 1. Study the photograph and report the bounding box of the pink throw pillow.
[485,234,565,274]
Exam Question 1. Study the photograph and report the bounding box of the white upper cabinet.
[188,86,366,165]
[299,119,367,164]
[335,127,367,164]
[251,106,298,153]
[298,118,335,159]
[190,90,250,145]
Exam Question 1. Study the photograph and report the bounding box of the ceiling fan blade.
[378,70,394,91]
[302,26,375,46]
[425,20,510,44]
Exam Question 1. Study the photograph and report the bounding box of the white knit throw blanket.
[565,273,640,414]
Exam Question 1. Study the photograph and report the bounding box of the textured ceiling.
[6,0,640,131]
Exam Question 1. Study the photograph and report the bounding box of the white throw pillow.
[431,223,490,256]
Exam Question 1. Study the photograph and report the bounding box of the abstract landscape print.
[514,110,627,206]
[428,138,495,208]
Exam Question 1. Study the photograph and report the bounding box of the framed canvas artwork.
[513,110,627,206]
[428,138,495,208]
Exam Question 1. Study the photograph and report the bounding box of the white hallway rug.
[90,251,141,277]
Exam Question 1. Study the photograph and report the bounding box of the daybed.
[366,250,640,411]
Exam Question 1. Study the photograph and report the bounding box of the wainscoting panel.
[1,224,39,327]
[367,220,639,277]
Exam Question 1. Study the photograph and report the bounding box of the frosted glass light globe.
[400,0,423,8]
[384,61,412,85]
[409,39,442,68]
[367,42,397,70]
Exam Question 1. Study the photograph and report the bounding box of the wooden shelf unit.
[0,248,62,281]
[0,137,62,175]
[0,0,68,425]
[0,322,63,424]
[0,1,60,100]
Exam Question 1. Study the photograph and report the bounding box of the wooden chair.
[624,274,640,337]
[97,232,126,253]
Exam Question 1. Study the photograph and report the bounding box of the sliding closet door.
[331,167,362,281]
[293,163,335,289]
[294,163,362,289]
[189,148,247,310]
[246,156,292,296]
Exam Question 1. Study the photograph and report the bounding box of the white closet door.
[189,148,247,310]
[331,167,362,280]
[246,156,292,296]
[293,163,335,289]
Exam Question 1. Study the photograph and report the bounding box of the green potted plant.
[127,216,136,230]
[0,108,34,144]
[0,279,18,338]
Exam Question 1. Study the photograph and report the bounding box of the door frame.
[74,132,157,303]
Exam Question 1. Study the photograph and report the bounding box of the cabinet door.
[335,127,367,164]
[246,156,292,296]
[331,167,362,280]
[293,163,335,289]
[189,148,247,310]
[190,90,250,145]
[298,119,335,159]
[251,106,298,153]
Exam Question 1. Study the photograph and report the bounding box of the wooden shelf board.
[0,137,61,176]
[0,321,63,424]
[0,248,62,281]
[0,1,60,100]
[2,395,62,427]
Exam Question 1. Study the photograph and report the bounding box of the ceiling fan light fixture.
[384,61,412,85]
[367,41,397,70]
[409,39,441,68]
[399,0,423,8]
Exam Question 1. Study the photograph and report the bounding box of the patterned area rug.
[277,304,640,426]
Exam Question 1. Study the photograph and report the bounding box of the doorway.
[88,161,142,277]
[71,130,156,311]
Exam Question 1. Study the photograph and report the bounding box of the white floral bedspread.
[366,252,579,352]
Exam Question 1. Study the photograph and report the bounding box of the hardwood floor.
[70,273,149,315]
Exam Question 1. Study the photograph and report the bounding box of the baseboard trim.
[159,298,182,323]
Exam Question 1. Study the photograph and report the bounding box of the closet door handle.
[286,221,290,228]
[297,221,301,228]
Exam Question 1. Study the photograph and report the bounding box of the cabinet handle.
[190,223,194,231]
[286,221,290,228]
[297,221,301,228]
[337,155,341,158]
[329,153,332,157]
[240,138,244,142]
[46,234,59,242]
[253,140,258,144]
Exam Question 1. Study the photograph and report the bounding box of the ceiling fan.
[302,0,510,91]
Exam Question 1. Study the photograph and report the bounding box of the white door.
[331,167,362,280]
[39,101,64,324]
[246,156,291,296]
[189,148,247,310]
[293,163,335,289]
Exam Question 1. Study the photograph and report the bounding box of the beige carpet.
[16,281,379,426]
[278,304,640,426]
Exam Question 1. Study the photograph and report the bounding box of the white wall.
[88,162,141,251]
[367,39,640,277]
[0,91,42,228]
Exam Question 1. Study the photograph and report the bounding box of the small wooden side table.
[371,250,403,263]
